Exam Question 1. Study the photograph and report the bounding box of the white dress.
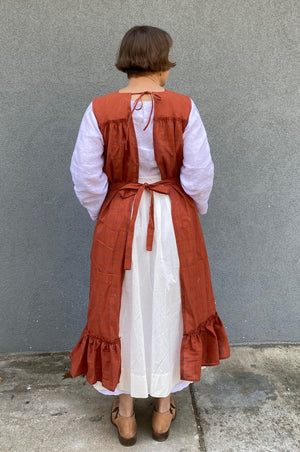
[70,96,214,398]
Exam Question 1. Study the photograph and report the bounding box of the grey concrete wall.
[1,0,299,353]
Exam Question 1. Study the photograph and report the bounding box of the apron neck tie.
[124,91,162,152]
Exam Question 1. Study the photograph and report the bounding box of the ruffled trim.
[180,312,230,381]
[69,329,121,391]
[70,312,230,391]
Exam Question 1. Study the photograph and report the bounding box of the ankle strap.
[112,406,135,418]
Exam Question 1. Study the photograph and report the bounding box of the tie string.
[124,91,162,152]
[109,177,180,270]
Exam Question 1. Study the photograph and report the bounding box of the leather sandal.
[152,395,176,441]
[111,396,137,446]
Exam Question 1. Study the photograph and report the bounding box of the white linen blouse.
[70,97,214,220]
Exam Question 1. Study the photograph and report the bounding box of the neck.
[124,75,165,92]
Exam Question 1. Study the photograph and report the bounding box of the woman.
[69,25,230,446]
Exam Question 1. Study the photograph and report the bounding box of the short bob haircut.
[115,25,176,78]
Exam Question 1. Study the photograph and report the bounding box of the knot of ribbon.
[124,91,162,152]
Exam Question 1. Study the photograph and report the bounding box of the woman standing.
[69,25,230,446]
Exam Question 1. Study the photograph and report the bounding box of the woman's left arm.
[70,102,108,220]
[180,99,214,214]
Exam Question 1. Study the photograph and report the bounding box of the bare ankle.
[118,394,134,417]
[155,394,171,412]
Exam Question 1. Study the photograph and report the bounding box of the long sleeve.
[180,99,214,214]
[70,102,108,221]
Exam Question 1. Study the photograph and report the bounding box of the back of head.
[115,25,176,78]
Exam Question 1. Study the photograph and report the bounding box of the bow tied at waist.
[109,177,180,270]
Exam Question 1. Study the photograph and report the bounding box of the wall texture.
[1,0,299,353]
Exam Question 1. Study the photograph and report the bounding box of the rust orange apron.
[69,89,230,391]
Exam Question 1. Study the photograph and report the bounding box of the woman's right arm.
[70,102,108,221]
[180,99,214,214]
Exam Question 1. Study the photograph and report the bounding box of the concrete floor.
[0,346,299,451]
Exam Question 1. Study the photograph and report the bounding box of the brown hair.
[115,25,176,78]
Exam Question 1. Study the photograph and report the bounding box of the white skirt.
[93,175,193,398]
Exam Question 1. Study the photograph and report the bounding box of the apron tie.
[109,177,180,270]
[124,91,162,152]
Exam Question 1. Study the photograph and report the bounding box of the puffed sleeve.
[70,102,108,221]
[180,98,214,214]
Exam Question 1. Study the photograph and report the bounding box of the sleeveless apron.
[69,89,230,391]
